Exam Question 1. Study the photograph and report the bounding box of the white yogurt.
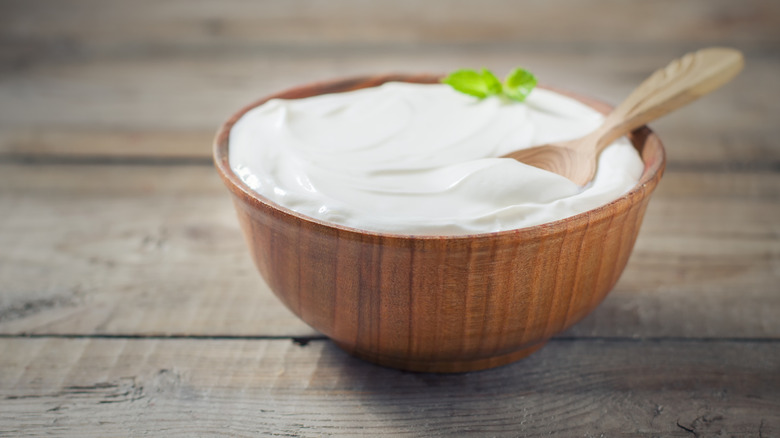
[229,82,644,235]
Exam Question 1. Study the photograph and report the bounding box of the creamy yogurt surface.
[229,82,644,235]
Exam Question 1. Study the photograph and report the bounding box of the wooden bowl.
[213,74,666,373]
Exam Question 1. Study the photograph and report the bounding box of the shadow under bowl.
[213,74,666,373]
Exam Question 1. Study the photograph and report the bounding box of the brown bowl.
[213,74,666,373]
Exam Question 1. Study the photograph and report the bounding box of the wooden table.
[1,1,778,436]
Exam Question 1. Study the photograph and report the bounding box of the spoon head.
[502,143,597,186]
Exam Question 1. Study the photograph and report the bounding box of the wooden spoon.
[503,47,744,186]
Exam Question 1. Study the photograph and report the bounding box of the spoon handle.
[593,47,744,152]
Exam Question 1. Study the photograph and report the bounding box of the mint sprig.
[442,67,537,102]
[441,69,502,99]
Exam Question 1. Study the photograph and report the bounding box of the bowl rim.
[213,73,666,242]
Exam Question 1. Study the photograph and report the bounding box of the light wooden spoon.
[503,47,744,185]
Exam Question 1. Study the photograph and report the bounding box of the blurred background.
[1,0,777,164]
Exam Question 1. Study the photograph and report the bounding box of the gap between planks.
[0,333,778,344]
[1,154,779,174]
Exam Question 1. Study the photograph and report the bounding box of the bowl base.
[334,341,548,373]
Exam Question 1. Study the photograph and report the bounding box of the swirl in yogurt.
[229,82,644,235]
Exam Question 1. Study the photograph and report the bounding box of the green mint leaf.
[442,68,502,98]
[503,67,537,102]
[442,66,538,102]
[480,69,503,95]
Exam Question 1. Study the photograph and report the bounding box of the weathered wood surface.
[0,50,776,165]
[2,0,778,48]
[1,165,778,339]
[1,337,778,437]
[1,1,778,165]
[1,0,779,435]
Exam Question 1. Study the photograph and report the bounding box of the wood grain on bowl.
[213,75,665,372]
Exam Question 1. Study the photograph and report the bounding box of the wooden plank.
[2,0,778,58]
[1,164,778,338]
[0,337,778,436]
[1,0,778,164]
[0,129,213,161]
[1,49,776,164]
[0,163,309,337]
